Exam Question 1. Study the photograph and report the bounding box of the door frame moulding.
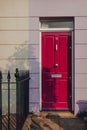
[40,28,73,32]
[39,19,74,112]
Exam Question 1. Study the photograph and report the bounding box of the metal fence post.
[15,68,30,130]
[7,71,11,130]
[15,68,19,130]
[0,71,2,130]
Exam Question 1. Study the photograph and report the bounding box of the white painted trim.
[72,31,74,111]
[40,28,73,32]
[40,32,42,111]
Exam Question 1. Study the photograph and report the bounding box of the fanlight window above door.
[40,17,74,31]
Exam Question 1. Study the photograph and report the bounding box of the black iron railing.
[15,68,30,130]
[0,68,30,130]
[0,71,2,130]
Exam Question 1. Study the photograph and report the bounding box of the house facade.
[29,0,87,114]
[0,0,87,115]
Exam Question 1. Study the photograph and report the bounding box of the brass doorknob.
[54,64,58,67]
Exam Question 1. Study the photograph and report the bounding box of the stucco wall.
[29,0,87,114]
[29,0,87,17]
[29,17,40,113]
[0,0,29,114]
[75,17,87,114]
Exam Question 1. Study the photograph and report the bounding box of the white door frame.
[40,28,74,111]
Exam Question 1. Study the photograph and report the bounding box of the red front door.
[42,32,72,110]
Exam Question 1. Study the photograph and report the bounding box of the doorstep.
[30,111,75,130]
[22,112,87,130]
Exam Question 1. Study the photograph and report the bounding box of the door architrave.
[40,29,74,112]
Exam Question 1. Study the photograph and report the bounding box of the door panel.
[42,32,72,110]
[59,36,68,72]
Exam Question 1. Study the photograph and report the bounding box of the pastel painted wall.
[0,0,29,114]
[75,17,87,114]
[29,0,87,114]
[29,17,40,113]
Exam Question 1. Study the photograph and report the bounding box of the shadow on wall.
[6,40,29,72]
[0,42,40,114]
[42,68,57,109]
[0,41,29,72]
[77,100,87,113]
[28,44,40,114]
[0,41,29,114]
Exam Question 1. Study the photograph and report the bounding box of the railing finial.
[15,68,19,78]
[7,71,11,80]
[0,71,2,79]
